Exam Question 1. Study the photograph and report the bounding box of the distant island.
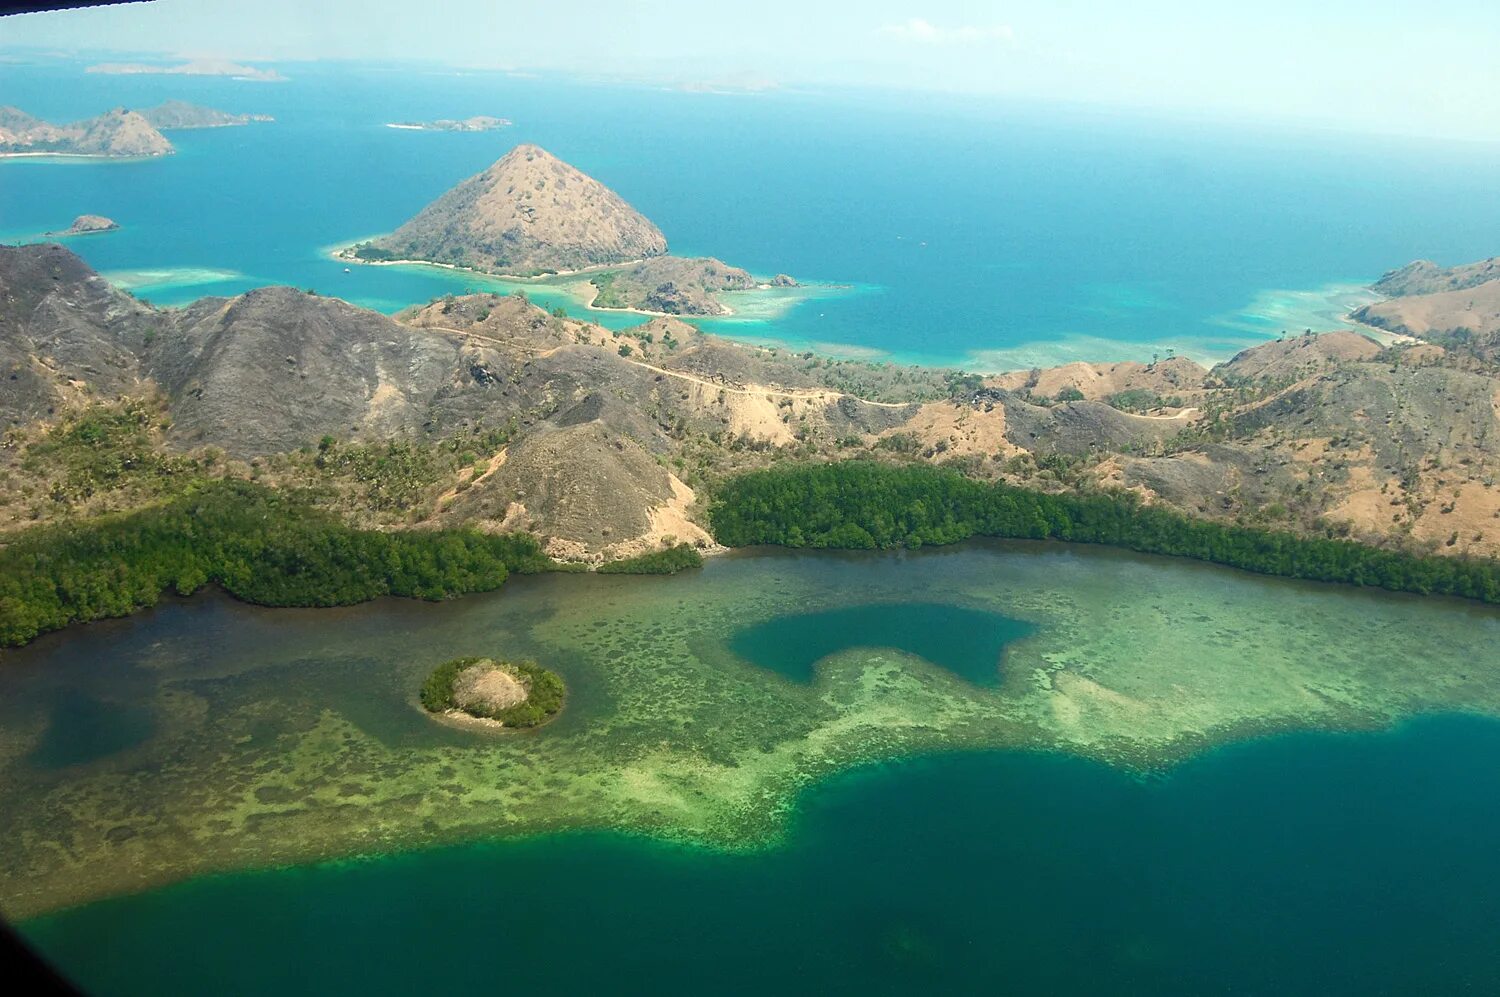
[340,143,791,314]
[85,58,285,82]
[138,100,274,130]
[386,115,511,132]
[342,144,667,275]
[0,105,173,158]
[45,215,119,236]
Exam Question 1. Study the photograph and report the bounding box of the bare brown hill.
[351,144,667,276]
[1353,281,1500,349]
[0,106,173,158]
[1372,257,1500,297]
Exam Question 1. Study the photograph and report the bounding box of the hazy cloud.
[880,18,1015,44]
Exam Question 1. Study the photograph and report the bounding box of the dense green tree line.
[708,461,1500,604]
[0,481,550,647]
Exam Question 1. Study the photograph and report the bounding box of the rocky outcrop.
[49,215,120,236]
[351,144,667,275]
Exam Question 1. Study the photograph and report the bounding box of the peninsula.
[0,106,173,158]
[386,115,511,132]
[1352,255,1500,354]
[138,100,275,130]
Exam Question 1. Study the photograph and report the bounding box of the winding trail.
[410,322,915,410]
[434,447,509,510]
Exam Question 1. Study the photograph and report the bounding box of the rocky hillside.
[349,144,668,275]
[0,106,173,157]
[1354,280,1500,352]
[5,243,1500,563]
[1371,257,1500,297]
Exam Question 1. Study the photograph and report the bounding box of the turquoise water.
[5,59,1500,367]
[22,714,1500,996]
[728,602,1033,685]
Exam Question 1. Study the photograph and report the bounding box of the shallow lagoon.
[3,541,1500,930]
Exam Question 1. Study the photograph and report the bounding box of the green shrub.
[597,543,703,575]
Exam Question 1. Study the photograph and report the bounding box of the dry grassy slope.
[1353,281,1500,344]
[1114,350,1500,557]
[1216,330,1382,381]
[1372,257,1500,297]
[7,243,1500,561]
[989,356,1208,402]
[367,144,668,275]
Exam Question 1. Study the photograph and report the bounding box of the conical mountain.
[362,144,667,276]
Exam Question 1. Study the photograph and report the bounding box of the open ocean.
[5,58,1500,368]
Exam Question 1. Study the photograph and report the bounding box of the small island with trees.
[420,656,565,729]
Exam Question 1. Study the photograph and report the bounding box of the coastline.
[330,239,651,282]
[0,152,164,164]
[323,238,1391,373]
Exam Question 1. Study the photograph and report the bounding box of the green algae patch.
[2,542,1499,919]
[421,657,564,729]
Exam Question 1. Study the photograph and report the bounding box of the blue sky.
[3,0,1498,140]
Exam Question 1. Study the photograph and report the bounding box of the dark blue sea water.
[22,714,1500,996]
[729,601,1034,685]
[5,59,1500,367]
